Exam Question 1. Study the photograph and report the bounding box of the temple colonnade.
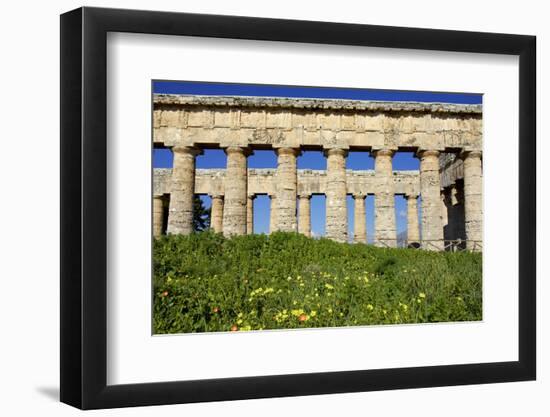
[153,94,482,250]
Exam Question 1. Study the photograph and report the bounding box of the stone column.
[276,147,300,232]
[372,149,396,247]
[167,146,201,235]
[324,148,348,242]
[405,194,420,244]
[246,194,255,234]
[210,194,224,234]
[298,194,311,237]
[269,194,278,234]
[418,149,444,250]
[153,195,164,238]
[222,146,250,237]
[353,194,367,244]
[461,150,483,251]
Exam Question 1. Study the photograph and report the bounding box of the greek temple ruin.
[153,94,482,251]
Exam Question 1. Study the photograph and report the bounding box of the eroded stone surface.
[222,147,248,237]
[325,148,348,242]
[298,195,311,237]
[276,148,299,232]
[166,146,201,235]
[373,149,396,247]
[418,150,444,250]
[406,194,420,243]
[353,194,367,244]
[461,151,483,251]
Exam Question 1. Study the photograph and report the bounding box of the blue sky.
[153,81,481,239]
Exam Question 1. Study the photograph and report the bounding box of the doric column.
[353,194,367,244]
[167,146,201,235]
[372,149,396,247]
[246,194,255,234]
[210,194,224,234]
[405,193,420,244]
[276,147,300,232]
[269,194,278,234]
[461,150,483,251]
[324,148,348,242]
[298,194,311,237]
[153,195,164,238]
[222,146,250,237]
[417,149,444,250]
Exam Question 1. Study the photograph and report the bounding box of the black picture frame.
[60,6,536,410]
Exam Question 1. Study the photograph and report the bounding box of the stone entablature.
[440,152,465,189]
[154,95,482,153]
[154,168,420,198]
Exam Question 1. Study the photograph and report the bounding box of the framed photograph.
[60,6,536,409]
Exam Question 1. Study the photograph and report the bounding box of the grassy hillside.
[153,232,482,334]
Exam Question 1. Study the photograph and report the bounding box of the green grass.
[153,232,482,334]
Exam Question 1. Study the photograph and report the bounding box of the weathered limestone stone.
[269,194,278,234]
[418,150,444,250]
[372,149,396,247]
[325,148,348,242]
[276,147,300,232]
[461,151,483,250]
[353,194,367,244]
[405,193,420,243]
[167,146,201,235]
[154,95,482,152]
[298,194,311,237]
[222,146,250,236]
[246,194,255,234]
[153,195,164,238]
[155,167,421,200]
[210,194,224,233]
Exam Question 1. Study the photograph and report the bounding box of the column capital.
[370,148,395,158]
[323,147,348,158]
[404,193,419,200]
[276,147,302,157]
[352,193,367,200]
[415,149,440,159]
[172,145,203,156]
[247,193,256,199]
[224,146,253,157]
[153,194,164,200]
[298,193,311,199]
[210,193,224,200]
[459,149,483,160]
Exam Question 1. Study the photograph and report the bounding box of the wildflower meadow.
[153,232,482,334]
